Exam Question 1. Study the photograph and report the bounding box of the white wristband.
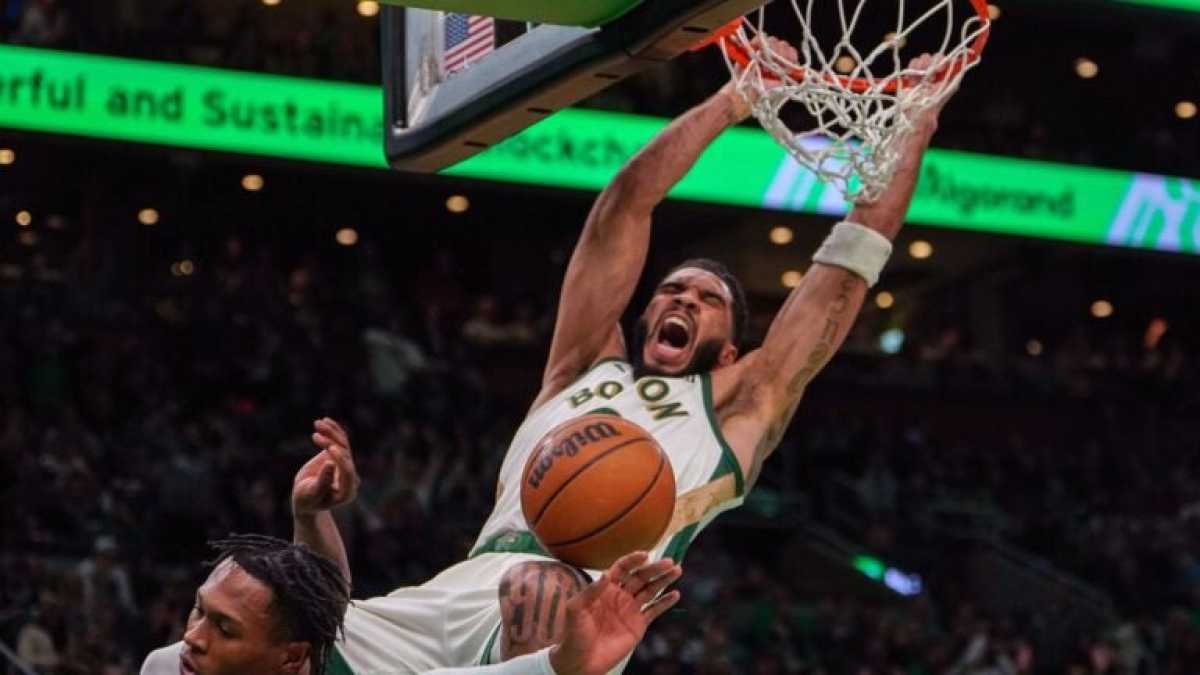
[811,221,893,287]
[423,648,556,675]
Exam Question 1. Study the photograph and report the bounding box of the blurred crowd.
[0,175,1196,675]
[0,0,378,81]
[0,222,536,671]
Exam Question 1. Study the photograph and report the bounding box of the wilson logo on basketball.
[526,422,620,490]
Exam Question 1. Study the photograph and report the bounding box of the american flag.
[444,13,495,75]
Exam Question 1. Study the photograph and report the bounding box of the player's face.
[181,560,308,675]
[637,268,737,376]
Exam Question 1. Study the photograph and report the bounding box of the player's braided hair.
[667,258,749,350]
[208,534,349,675]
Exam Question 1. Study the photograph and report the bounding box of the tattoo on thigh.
[533,568,546,628]
[500,563,586,658]
[507,577,528,641]
[546,587,562,640]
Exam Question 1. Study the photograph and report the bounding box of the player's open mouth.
[650,314,693,365]
[180,653,199,675]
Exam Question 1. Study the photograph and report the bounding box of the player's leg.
[497,560,589,660]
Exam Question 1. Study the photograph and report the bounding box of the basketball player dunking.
[142,42,957,674]
[312,41,959,672]
[474,46,955,667]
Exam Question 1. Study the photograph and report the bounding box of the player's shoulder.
[140,641,183,675]
[576,356,635,383]
[528,356,633,414]
[588,356,631,372]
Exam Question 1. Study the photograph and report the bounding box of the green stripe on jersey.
[658,374,746,562]
[326,648,355,675]
[478,622,502,665]
[470,530,552,558]
[701,372,745,497]
[662,522,700,564]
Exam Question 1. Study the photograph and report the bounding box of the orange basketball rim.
[696,0,992,95]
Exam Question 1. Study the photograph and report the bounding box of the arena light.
[769,226,794,245]
[242,174,264,192]
[1026,339,1043,356]
[179,259,196,276]
[0,148,14,165]
[1091,299,1114,318]
[834,55,856,74]
[357,1,380,17]
[446,195,470,213]
[336,228,359,246]
[138,208,159,225]
[780,269,803,288]
[987,3,1001,19]
[1144,318,1169,349]
[884,568,923,596]
[1075,58,1099,79]
[262,0,281,6]
[15,210,32,227]
[852,555,886,580]
[879,328,905,354]
[1176,101,1197,120]
[908,240,933,259]
[875,291,895,309]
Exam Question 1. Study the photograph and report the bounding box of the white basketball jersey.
[469,358,746,566]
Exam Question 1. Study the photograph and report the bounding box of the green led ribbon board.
[0,44,385,166]
[1,44,1198,255]
[1117,0,1200,10]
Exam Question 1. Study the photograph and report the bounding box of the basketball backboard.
[378,0,766,172]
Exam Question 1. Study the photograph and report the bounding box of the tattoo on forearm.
[787,276,857,398]
[749,276,859,484]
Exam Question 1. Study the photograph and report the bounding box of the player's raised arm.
[291,417,359,587]
[722,56,951,486]
[535,84,752,407]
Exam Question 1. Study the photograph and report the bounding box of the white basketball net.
[719,0,989,203]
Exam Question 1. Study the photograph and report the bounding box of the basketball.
[521,415,676,569]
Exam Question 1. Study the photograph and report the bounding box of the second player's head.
[180,534,349,675]
[632,258,748,378]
